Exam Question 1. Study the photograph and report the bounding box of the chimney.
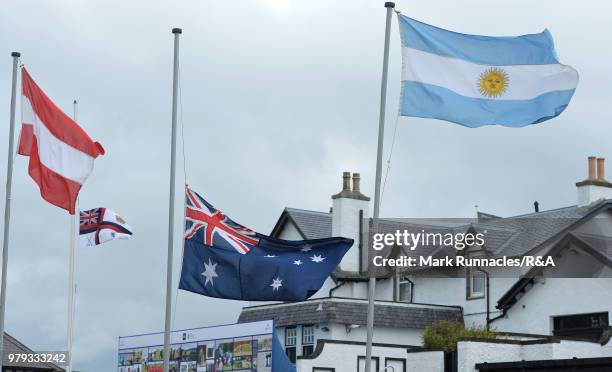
[352,173,361,193]
[597,158,605,181]
[331,172,370,273]
[332,171,370,201]
[588,156,597,180]
[576,156,612,206]
[534,201,539,213]
[342,171,351,192]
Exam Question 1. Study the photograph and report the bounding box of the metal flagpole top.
[384,2,395,8]
[1,47,22,372]
[164,23,182,372]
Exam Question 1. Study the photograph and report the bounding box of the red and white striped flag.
[17,68,105,214]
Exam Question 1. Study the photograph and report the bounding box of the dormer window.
[467,269,485,299]
[395,274,413,303]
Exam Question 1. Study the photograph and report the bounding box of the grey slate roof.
[275,208,332,240]
[275,201,612,271]
[473,204,597,258]
[2,332,65,371]
[238,298,463,329]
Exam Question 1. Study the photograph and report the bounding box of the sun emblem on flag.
[478,67,509,98]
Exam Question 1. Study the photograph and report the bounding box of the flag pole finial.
[172,27,182,34]
[384,2,395,8]
[11,52,20,57]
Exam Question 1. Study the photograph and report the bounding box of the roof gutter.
[329,281,346,297]
[488,308,507,326]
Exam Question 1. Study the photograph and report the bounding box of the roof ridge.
[502,204,580,219]
[285,207,330,215]
[502,199,612,219]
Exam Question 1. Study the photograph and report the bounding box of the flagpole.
[365,3,394,372]
[66,100,78,372]
[0,52,20,370]
[163,27,182,372]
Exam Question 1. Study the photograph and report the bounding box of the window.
[553,312,609,341]
[303,345,314,356]
[285,326,297,346]
[285,326,297,363]
[286,347,297,363]
[467,269,485,299]
[399,277,412,302]
[357,356,379,372]
[302,325,314,356]
[385,358,406,372]
[395,274,413,302]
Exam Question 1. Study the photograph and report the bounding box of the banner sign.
[118,320,274,372]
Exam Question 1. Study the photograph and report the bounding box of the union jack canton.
[185,186,259,254]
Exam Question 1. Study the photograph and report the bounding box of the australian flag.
[178,186,353,301]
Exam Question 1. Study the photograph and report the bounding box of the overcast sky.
[0,0,610,370]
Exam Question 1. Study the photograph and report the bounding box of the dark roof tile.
[284,208,332,240]
[238,298,463,329]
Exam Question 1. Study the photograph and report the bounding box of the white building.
[238,158,612,371]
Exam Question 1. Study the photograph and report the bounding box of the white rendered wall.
[457,339,612,372]
[332,196,369,272]
[493,277,612,334]
[458,341,522,372]
[405,350,445,372]
[409,273,517,328]
[276,220,303,240]
[492,214,612,333]
[295,341,411,372]
[552,339,612,358]
[577,185,612,206]
[326,323,422,346]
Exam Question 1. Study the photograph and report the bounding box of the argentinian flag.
[398,15,579,128]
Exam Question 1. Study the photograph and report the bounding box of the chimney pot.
[342,172,351,192]
[352,173,361,193]
[597,158,606,181]
[332,171,370,201]
[576,156,612,206]
[588,156,597,180]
